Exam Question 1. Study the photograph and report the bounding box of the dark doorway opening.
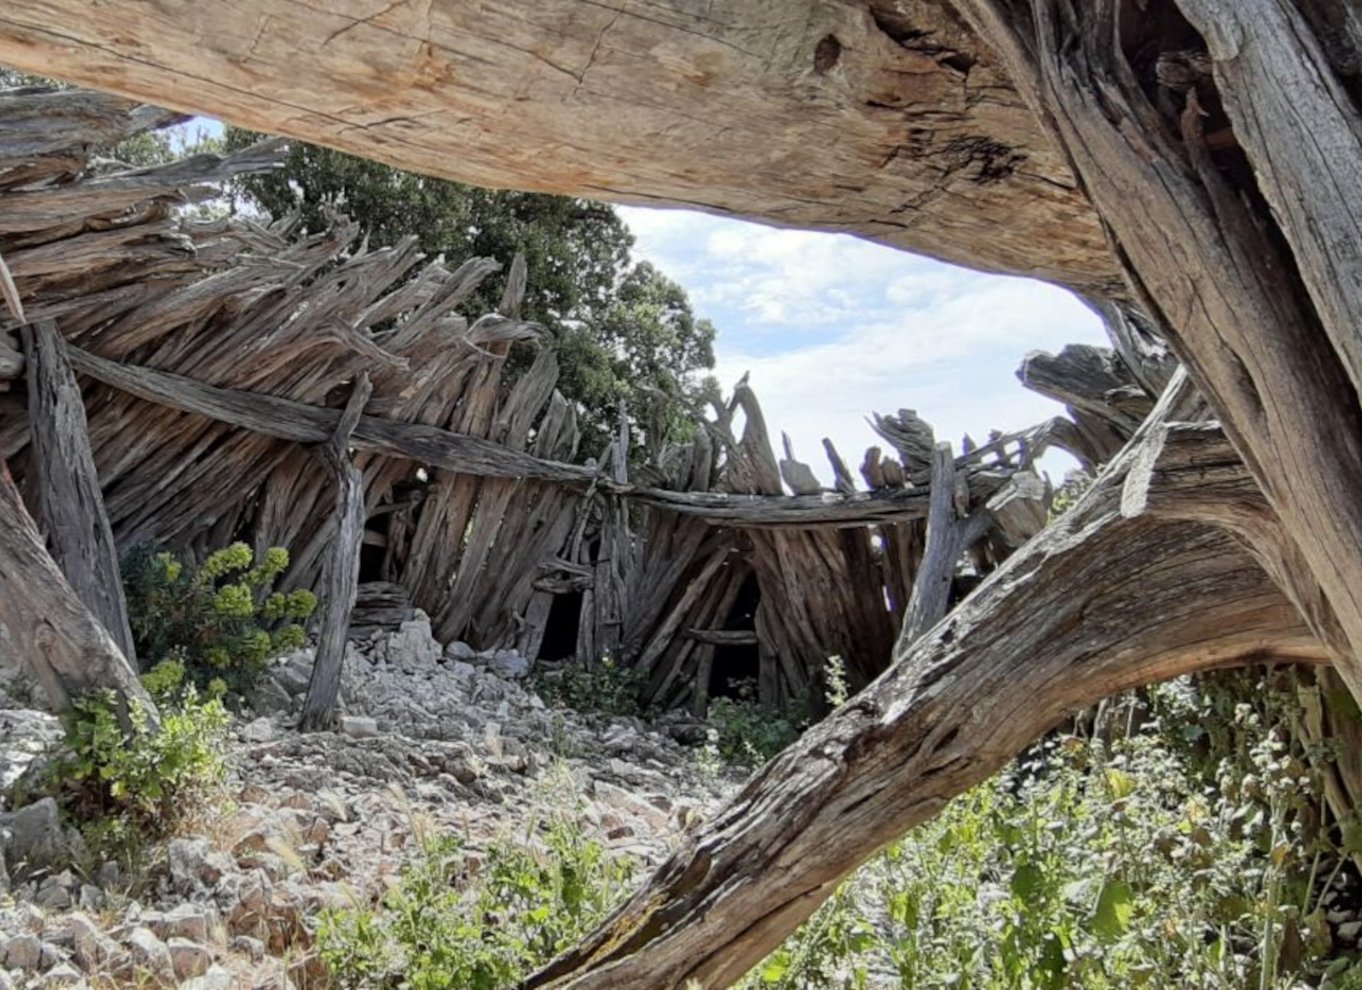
[358,529,386,583]
[538,591,583,662]
[708,574,762,700]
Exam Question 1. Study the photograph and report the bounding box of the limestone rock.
[4,932,42,970]
[271,650,316,697]
[340,716,378,740]
[35,962,81,988]
[0,711,62,790]
[124,926,172,980]
[167,937,211,979]
[181,964,233,990]
[446,641,476,661]
[241,717,276,744]
[166,838,231,890]
[0,798,67,873]
[489,650,531,680]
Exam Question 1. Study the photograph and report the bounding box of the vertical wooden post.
[299,374,371,731]
[901,442,960,644]
[23,319,137,663]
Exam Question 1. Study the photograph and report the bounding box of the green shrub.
[319,815,634,990]
[50,662,229,865]
[705,690,802,768]
[741,673,1362,990]
[123,541,315,692]
[534,655,648,718]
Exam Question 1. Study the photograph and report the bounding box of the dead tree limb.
[523,389,1328,989]
[299,373,372,732]
[66,345,952,528]
[22,319,136,663]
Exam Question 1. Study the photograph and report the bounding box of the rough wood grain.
[0,459,153,722]
[0,1,1120,296]
[900,442,960,642]
[299,373,372,731]
[22,319,136,663]
[958,0,1362,695]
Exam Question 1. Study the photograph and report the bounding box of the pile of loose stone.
[0,614,740,990]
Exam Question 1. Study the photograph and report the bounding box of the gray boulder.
[0,798,68,873]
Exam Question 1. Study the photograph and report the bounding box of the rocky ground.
[0,615,741,990]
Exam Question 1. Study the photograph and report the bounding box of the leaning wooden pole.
[22,319,137,663]
[298,374,372,732]
[523,393,1327,989]
[0,457,154,723]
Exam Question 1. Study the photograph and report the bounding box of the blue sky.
[617,206,1106,482]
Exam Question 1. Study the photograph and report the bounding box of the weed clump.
[319,813,633,990]
[39,661,230,870]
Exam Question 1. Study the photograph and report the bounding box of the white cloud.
[618,205,1108,486]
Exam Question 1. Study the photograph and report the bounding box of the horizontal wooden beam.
[682,628,760,646]
[68,346,940,529]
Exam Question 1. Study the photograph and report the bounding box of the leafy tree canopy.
[223,131,716,454]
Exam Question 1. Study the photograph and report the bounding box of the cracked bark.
[0,0,1118,293]
[0,458,154,724]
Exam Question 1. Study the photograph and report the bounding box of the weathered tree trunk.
[0,1,1117,294]
[23,319,136,663]
[523,387,1326,989]
[956,0,1362,691]
[0,458,153,722]
[298,374,371,731]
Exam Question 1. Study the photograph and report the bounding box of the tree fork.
[298,373,372,731]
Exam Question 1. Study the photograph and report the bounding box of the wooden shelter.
[0,86,1134,720]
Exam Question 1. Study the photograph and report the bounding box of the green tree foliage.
[223,131,716,453]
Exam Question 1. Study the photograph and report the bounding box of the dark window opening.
[358,528,387,583]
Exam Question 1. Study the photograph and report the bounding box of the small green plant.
[123,541,316,691]
[704,679,803,768]
[534,654,648,717]
[1048,469,1095,520]
[318,814,634,990]
[822,654,851,709]
[51,662,230,867]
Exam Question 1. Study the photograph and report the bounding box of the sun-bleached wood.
[298,373,372,731]
[0,461,153,722]
[0,1,1119,296]
[22,319,136,663]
